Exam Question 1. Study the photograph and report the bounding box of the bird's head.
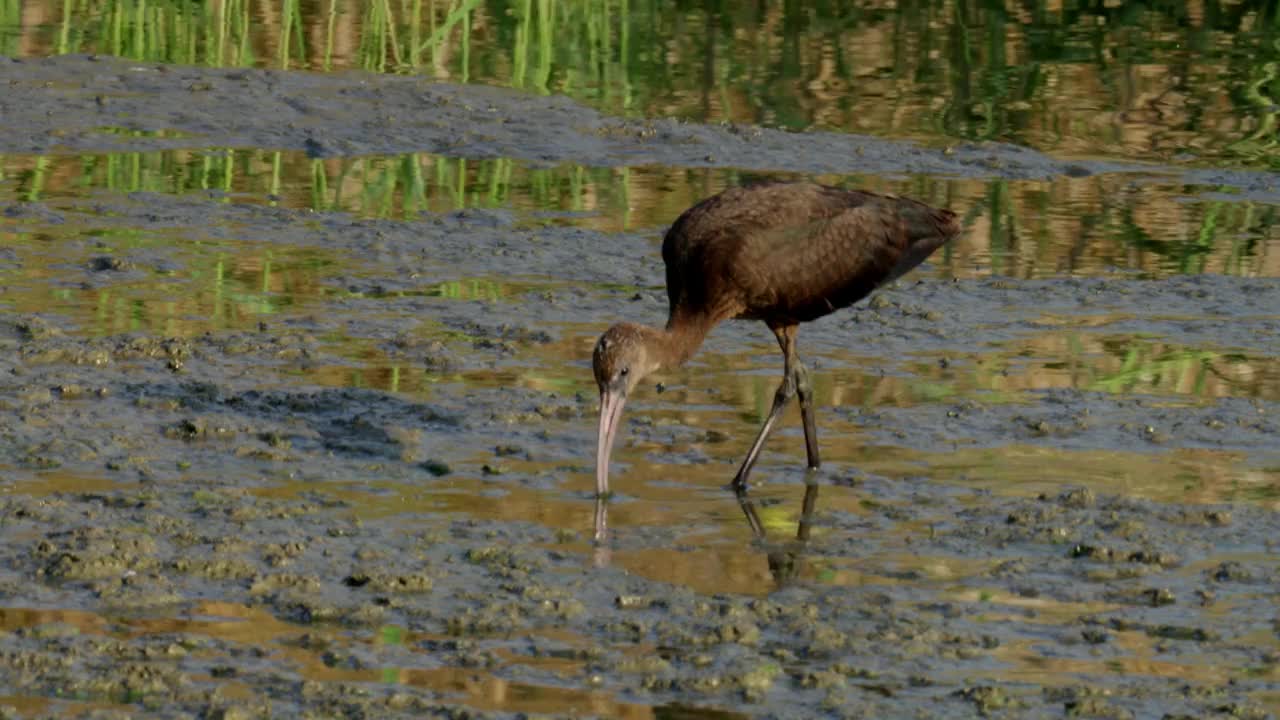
[592,323,657,396]
[592,322,661,497]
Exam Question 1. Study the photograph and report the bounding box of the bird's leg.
[735,485,766,539]
[730,324,799,491]
[794,361,820,470]
[729,374,794,489]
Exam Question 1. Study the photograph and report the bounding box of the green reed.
[9,0,1280,166]
[0,0,18,56]
[278,0,304,70]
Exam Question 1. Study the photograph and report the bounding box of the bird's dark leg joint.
[774,374,798,406]
[793,364,814,403]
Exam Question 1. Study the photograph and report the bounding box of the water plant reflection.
[6,0,1280,165]
[2,151,1276,278]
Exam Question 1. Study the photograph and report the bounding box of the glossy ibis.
[592,181,960,496]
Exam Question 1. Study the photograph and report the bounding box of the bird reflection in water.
[736,480,820,587]
[591,479,821,589]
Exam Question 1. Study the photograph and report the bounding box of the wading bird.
[592,182,961,497]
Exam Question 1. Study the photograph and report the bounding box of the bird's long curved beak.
[595,388,626,497]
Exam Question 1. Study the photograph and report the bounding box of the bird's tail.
[901,202,961,243]
[883,201,961,283]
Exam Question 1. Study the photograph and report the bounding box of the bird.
[592,181,961,498]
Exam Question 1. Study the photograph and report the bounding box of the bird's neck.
[652,311,712,369]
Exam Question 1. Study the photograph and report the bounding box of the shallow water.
[5,150,1280,275]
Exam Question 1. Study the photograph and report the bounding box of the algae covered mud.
[1,2,1280,718]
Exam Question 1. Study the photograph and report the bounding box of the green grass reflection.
[1,149,1276,278]
[4,1,1280,164]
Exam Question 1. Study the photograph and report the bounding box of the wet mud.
[1,56,1279,718]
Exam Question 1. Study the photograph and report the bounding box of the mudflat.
[0,54,1277,719]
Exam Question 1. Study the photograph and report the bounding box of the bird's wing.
[662,184,870,319]
[728,198,954,321]
[660,183,958,325]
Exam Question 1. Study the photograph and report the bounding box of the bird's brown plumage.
[662,182,959,328]
[593,181,960,499]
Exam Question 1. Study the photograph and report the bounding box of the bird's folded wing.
[729,202,919,319]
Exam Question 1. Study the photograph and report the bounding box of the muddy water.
[1,16,1280,720]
